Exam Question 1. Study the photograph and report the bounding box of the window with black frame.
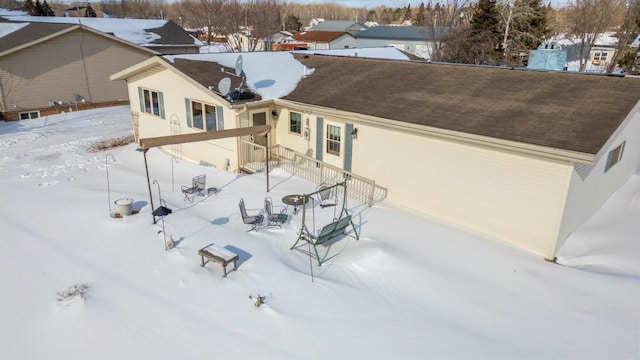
[289,112,301,134]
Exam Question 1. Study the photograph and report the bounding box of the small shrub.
[87,135,135,152]
[56,284,89,302]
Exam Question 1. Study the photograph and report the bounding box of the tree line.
[10,0,640,73]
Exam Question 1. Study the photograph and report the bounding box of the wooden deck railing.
[239,140,387,206]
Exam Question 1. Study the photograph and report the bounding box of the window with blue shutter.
[344,123,353,172]
[185,98,192,128]
[137,87,144,113]
[216,105,224,130]
[315,117,323,161]
[158,91,165,119]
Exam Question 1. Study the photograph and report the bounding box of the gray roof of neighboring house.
[142,20,202,46]
[0,21,75,53]
[0,16,202,48]
[284,54,640,156]
[309,21,368,32]
[356,26,450,41]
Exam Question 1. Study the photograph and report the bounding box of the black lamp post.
[152,179,172,250]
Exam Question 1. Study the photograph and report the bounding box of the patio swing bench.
[291,215,356,266]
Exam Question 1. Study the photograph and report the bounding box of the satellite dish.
[218,77,231,96]
[235,55,244,77]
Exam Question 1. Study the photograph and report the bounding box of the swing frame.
[290,181,359,266]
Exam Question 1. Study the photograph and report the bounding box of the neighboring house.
[586,32,619,73]
[111,49,640,262]
[527,41,567,71]
[58,6,107,18]
[228,27,258,52]
[550,32,640,73]
[268,31,309,51]
[307,20,368,34]
[0,17,201,120]
[355,26,449,60]
[270,31,293,45]
[292,31,355,50]
[5,16,202,54]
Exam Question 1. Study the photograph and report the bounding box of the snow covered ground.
[0,106,637,359]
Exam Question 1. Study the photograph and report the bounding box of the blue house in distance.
[527,41,567,71]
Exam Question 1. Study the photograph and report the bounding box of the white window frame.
[190,100,217,131]
[142,88,161,117]
[326,124,341,156]
[592,51,608,65]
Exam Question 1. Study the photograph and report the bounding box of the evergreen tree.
[366,9,378,22]
[380,8,392,24]
[471,0,501,39]
[34,0,44,15]
[413,2,426,26]
[23,0,35,15]
[284,14,302,32]
[468,0,502,65]
[85,3,97,17]
[393,7,404,22]
[42,0,54,16]
[404,4,412,22]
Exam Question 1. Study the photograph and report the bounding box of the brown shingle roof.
[285,54,640,155]
[292,31,352,43]
[168,57,262,103]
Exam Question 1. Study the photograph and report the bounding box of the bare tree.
[0,0,20,10]
[423,0,471,61]
[244,0,282,51]
[498,0,548,66]
[567,0,625,72]
[226,0,251,51]
[607,0,640,73]
[179,0,226,45]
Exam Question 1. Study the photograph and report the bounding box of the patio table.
[282,194,309,215]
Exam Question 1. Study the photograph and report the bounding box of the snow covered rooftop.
[164,47,411,100]
[2,16,201,46]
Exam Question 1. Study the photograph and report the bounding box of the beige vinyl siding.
[275,108,310,154]
[557,102,640,253]
[0,28,151,112]
[330,35,356,49]
[128,68,239,171]
[351,123,572,258]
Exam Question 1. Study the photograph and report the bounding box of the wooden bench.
[198,243,239,277]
